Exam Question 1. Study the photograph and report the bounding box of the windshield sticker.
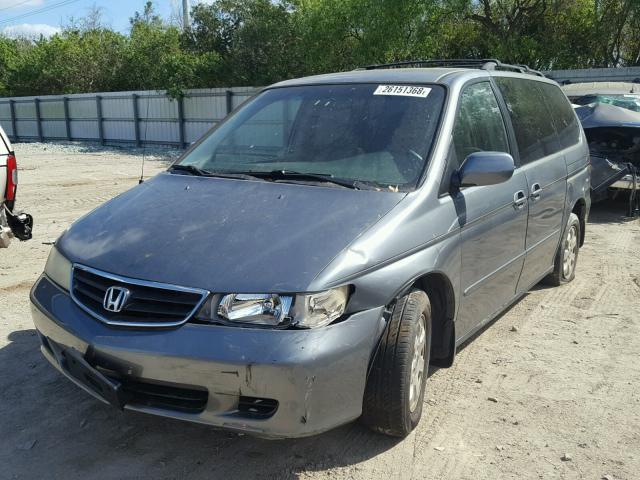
[374,85,431,98]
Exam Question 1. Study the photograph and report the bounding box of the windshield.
[177,84,445,190]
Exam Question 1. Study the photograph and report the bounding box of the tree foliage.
[1,0,640,97]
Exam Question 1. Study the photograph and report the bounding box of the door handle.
[530,183,542,200]
[513,190,527,209]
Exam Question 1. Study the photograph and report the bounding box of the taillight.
[6,153,17,203]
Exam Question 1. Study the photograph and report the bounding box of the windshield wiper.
[239,169,367,189]
[169,164,211,176]
[168,164,260,181]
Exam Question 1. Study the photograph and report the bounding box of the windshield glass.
[177,84,445,190]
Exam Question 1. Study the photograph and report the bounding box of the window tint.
[452,81,509,164]
[495,77,560,164]
[536,82,581,150]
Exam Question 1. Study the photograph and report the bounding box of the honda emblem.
[103,286,130,313]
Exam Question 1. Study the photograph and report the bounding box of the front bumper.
[30,276,385,438]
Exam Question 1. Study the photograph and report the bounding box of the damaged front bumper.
[30,275,385,438]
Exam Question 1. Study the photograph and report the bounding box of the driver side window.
[452,82,510,164]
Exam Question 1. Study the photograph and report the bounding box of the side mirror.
[454,151,515,188]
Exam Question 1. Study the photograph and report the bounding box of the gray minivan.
[31,60,590,438]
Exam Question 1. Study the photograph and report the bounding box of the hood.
[575,102,640,129]
[58,173,405,292]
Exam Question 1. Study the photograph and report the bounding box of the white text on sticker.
[373,85,431,98]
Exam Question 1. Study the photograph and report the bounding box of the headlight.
[44,246,72,291]
[290,286,350,328]
[218,293,293,327]
[196,286,349,329]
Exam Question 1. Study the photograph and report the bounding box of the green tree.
[0,38,18,96]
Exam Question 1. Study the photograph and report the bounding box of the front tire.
[361,289,432,437]
[546,212,581,286]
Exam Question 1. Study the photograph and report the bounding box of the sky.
[0,0,198,38]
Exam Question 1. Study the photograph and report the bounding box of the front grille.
[71,265,208,327]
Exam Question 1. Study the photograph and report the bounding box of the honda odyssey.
[31,60,590,438]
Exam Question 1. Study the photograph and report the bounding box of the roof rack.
[359,59,546,78]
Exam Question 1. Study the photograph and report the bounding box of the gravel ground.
[1,142,640,480]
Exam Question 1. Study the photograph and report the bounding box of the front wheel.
[361,289,432,437]
[546,212,581,286]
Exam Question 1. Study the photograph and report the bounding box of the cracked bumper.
[30,275,385,438]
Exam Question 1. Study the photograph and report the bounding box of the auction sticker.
[373,85,431,98]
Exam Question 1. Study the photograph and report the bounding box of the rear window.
[536,82,581,150]
[495,77,559,164]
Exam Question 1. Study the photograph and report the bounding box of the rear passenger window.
[536,82,581,150]
[494,77,560,164]
[452,82,509,163]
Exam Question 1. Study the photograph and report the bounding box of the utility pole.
[182,0,190,30]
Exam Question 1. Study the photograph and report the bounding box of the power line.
[0,0,38,13]
[0,0,82,27]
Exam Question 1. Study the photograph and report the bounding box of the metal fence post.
[177,96,186,148]
[8,100,17,142]
[63,97,71,140]
[34,98,43,141]
[95,95,104,145]
[132,94,141,147]
[225,90,234,115]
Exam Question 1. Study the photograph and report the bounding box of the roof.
[269,67,557,89]
[269,68,482,88]
[562,82,640,96]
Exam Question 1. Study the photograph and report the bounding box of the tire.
[361,289,432,437]
[546,212,581,286]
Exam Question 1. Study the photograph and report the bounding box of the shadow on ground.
[0,329,400,479]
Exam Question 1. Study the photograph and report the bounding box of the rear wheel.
[546,212,580,286]
[361,289,431,437]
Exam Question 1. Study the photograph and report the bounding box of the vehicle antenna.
[139,93,151,184]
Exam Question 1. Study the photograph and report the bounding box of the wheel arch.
[572,197,587,246]
[400,271,457,367]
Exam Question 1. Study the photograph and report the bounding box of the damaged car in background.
[562,82,640,215]
[0,124,33,248]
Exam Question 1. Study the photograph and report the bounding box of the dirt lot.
[1,143,639,480]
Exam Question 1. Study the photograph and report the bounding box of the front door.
[452,81,529,339]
